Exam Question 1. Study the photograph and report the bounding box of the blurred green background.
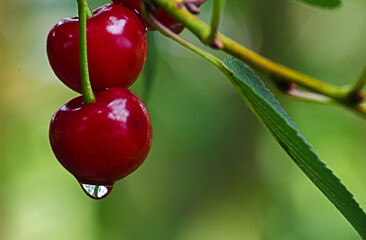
[1,0,366,239]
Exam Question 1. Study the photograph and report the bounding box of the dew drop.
[80,183,113,200]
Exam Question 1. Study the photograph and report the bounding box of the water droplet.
[80,183,113,200]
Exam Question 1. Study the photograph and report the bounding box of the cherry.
[112,0,201,34]
[47,4,147,93]
[49,87,152,199]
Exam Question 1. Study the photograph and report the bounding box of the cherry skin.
[47,4,147,93]
[49,87,152,189]
[112,0,185,33]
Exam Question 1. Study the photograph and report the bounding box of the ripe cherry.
[49,88,152,199]
[47,4,147,93]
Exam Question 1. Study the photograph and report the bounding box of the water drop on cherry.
[80,183,114,200]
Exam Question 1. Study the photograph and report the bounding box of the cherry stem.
[77,0,95,104]
[207,0,223,47]
[79,0,93,18]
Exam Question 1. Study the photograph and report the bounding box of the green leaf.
[222,57,366,238]
[291,0,341,8]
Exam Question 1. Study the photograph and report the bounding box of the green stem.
[207,0,223,46]
[79,0,93,18]
[77,0,95,104]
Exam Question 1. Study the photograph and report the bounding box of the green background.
[1,0,366,239]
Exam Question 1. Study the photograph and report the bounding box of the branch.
[146,0,366,117]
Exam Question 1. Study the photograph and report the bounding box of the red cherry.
[49,87,152,199]
[112,0,185,33]
[47,4,147,93]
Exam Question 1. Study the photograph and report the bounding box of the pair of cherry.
[47,1,186,199]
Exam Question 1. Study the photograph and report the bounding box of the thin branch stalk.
[207,0,223,48]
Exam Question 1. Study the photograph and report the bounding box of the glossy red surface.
[112,0,185,33]
[47,4,147,93]
[49,88,152,185]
